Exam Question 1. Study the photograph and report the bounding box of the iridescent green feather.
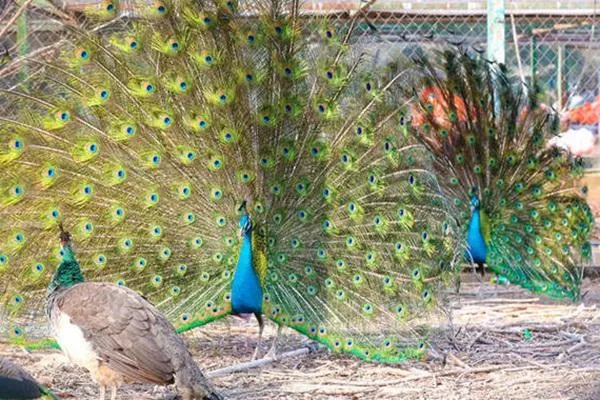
[408,50,593,301]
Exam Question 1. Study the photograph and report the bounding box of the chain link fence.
[1,1,599,106]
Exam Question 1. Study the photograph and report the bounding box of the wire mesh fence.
[1,1,599,103]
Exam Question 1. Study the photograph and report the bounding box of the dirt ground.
[1,276,599,400]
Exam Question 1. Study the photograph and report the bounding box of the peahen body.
[43,227,221,400]
[409,50,594,300]
[0,357,58,400]
[0,0,461,363]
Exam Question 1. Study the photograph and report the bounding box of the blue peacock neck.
[466,196,488,264]
[231,214,263,315]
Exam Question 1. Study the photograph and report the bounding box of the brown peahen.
[42,226,222,400]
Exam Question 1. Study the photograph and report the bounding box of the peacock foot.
[251,346,261,361]
[263,347,279,360]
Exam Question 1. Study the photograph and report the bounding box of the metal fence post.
[487,0,505,64]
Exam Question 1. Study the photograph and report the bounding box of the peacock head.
[238,200,252,238]
[239,214,252,238]
[470,187,480,210]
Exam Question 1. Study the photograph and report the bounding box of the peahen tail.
[0,0,462,363]
[407,49,594,300]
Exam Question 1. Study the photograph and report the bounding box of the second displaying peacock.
[408,50,593,300]
[0,0,461,363]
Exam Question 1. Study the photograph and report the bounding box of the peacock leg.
[476,262,485,277]
[110,386,117,400]
[252,313,265,360]
[471,263,484,284]
[264,324,283,359]
[454,272,461,294]
[98,386,106,400]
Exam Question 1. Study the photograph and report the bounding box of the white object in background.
[548,127,597,156]
[569,94,585,109]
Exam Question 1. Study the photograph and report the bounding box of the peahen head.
[48,225,84,294]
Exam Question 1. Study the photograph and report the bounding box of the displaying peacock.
[0,357,59,399]
[407,49,593,300]
[0,0,461,364]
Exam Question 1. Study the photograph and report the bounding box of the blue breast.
[231,233,263,314]
[466,209,488,264]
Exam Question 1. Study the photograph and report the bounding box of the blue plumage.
[465,196,487,265]
[231,214,263,315]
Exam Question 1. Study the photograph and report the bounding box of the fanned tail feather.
[407,49,594,300]
[0,0,462,363]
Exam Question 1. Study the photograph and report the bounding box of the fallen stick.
[446,352,471,369]
[460,298,541,305]
[565,339,588,354]
[207,347,313,377]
